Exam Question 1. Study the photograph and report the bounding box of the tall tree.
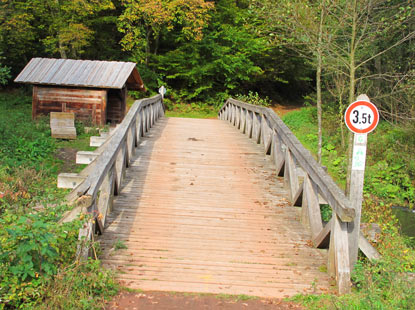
[41,0,115,58]
[118,0,214,64]
[251,0,332,163]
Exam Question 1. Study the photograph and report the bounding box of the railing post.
[252,113,261,143]
[218,97,355,295]
[240,108,246,133]
[246,111,253,138]
[126,125,135,165]
[302,175,323,239]
[284,149,299,202]
[328,214,351,294]
[114,142,127,195]
[272,130,285,176]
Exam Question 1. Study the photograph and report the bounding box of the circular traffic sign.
[344,100,379,134]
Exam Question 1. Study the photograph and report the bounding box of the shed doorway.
[107,88,127,124]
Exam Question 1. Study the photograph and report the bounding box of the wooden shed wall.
[33,86,107,125]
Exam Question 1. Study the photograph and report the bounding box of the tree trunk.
[154,33,160,55]
[345,0,358,197]
[339,96,345,149]
[316,5,325,164]
[59,38,67,59]
[145,27,152,65]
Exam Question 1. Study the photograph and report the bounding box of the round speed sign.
[344,100,379,134]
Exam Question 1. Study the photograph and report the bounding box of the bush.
[0,211,81,308]
[0,93,55,168]
[36,259,118,310]
[235,91,271,107]
[0,91,119,309]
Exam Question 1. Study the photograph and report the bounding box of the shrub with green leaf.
[0,91,119,309]
[235,91,271,107]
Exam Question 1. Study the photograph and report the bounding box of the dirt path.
[106,291,303,310]
[271,104,302,117]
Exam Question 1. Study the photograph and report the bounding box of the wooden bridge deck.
[99,117,331,298]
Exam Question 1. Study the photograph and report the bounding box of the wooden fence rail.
[59,94,164,259]
[219,98,355,294]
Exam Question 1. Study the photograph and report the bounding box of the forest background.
[0,0,415,309]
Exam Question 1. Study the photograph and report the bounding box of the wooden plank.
[57,173,86,188]
[61,95,162,214]
[100,117,331,298]
[235,106,240,129]
[240,108,246,133]
[348,115,369,269]
[246,111,253,138]
[313,218,332,248]
[261,116,272,155]
[219,99,355,223]
[272,131,285,176]
[284,149,299,202]
[333,215,351,294]
[304,175,323,239]
[97,166,115,228]
[50,112,76,139]
[114,143,127,195]
[76,151,99,164]
[253,113,261,144]
[126,125,136,167]
[359,234,381,262]
[90,136,106,147]
[293,182,304,207]
[77,221,93,261]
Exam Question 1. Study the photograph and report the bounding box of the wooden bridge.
[60,94,377,297]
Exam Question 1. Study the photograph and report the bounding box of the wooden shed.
[14,58,145,125]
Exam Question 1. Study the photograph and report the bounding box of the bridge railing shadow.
[218,98,364,295]
[59,94,165,261]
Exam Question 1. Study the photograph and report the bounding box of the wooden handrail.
[60,94,165,258]
[218,98,354,294]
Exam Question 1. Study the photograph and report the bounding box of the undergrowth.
[283,107,415,309]
[0,91,118,309]
[282,107,415,206]
[164,100,218,118]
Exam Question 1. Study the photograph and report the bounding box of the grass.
[0,90,118,309]
[114,239,128,251]
[164,101,218,118]
[282,106,415,309]
[165,110,217,118]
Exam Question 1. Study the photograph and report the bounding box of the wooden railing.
[218,98,355,294]
[60,94,164,259]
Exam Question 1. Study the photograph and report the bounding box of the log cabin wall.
[16,58,146,125]
[33,86,107,125]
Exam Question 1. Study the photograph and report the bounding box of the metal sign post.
[159,86,166,99]
[344,94,379,269]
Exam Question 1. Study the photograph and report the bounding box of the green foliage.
[0,91,118,309]
[293,206,415,309]
[235,91,271,107]
[284,103,415,309]
[136,0,268,103]
[118,0,214,59]
[282,106,414,205]
[365,123,415,205]
[0,212,81,307]
[0,93,55,168]
[35,259,118,310]
[165,102,217,118]
[320,204,332,222]
[0,54,11,86]
[114,239,128,251]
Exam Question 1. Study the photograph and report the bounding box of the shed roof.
[14,58,145,90]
